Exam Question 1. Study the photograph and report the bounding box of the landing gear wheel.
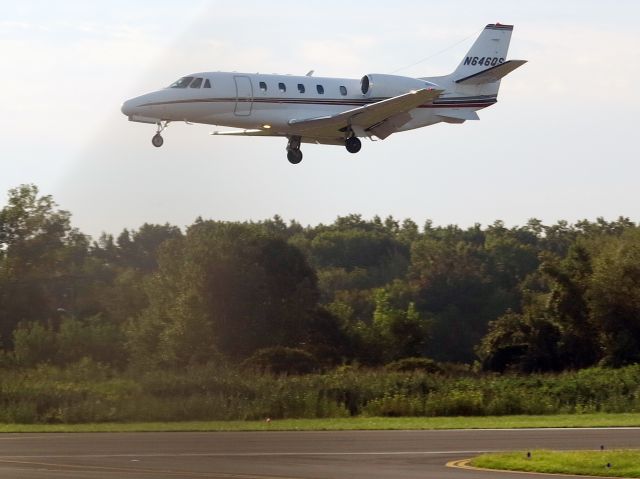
[152,133,164,148]
[345,136,361,154]
[286,136,303,164]
[287,149,303,164]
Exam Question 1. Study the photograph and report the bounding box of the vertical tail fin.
[452,24,514,80]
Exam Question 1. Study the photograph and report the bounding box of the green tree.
[116,223,182,272]
[0,185,84,346]
[588,230,640,366]
[477,309,561,373]
[410,236,495,362]
[542,244,599,368]
[126,221,333,366]
[371,290,429,362]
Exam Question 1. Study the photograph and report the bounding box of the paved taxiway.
[0,428,638,478]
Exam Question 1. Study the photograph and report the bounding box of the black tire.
[345,136,361,154]
[287,149,303,164]
[152,134,164,148]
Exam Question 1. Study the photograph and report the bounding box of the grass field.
[471,449,640,478]
[1,413,640,433]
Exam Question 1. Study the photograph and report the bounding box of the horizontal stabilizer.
[437,110,480,121]
[456,60,527,85]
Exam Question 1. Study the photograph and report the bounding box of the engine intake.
[360,74,437,98]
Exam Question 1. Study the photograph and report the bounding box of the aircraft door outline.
[234,75,253,116]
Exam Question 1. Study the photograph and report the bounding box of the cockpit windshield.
[169,77,194,88]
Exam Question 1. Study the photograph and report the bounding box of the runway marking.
[0,458,302,479]
[0,426,637,437]
[447,458,625,479]
[0,450,492,459]
[439,427,640,432]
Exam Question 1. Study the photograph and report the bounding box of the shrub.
[13,321,57,367]
[57,316,126,367]
[13,317,126,368]
[1,363,640,423]
[242,347,319,375]
[385,357,443,374]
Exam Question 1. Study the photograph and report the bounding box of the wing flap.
[288,88,443,139]
[456,60,527,85]
[367,112,413,140]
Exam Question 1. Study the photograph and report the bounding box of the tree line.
[1,184,639,373]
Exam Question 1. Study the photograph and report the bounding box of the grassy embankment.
[3,360,640,428]
[471,450,640,478]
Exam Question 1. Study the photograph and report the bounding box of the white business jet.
[121,24,525,164]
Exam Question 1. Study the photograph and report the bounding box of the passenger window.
[316,85,324,94]
[340,85,347,96]
[298,83,305,94]
[278,82,286,93]
[190,78,203,88]
[259,81,267,92]
[203,79,211,88]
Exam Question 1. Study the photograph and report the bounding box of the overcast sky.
[2,0,639,238]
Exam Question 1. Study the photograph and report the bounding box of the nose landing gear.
[286,136,303,164]
[151,121,169,148]
[152,134,164,147]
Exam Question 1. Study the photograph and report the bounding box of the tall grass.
[1,359,640,423]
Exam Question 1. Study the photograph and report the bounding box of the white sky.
[2,0,639,238]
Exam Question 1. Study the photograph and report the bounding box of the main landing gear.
[286,136,303,164]
[151,121,169,148]
[284,133,362,164]
[345,136,362,154]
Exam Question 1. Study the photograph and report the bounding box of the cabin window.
[297,83,305,93]
[340,85,347,96]
[316,85,324,94]
[190,77,203,88]
[169,76,194,88]
[278,82,286,93]
[259,81,267,92]
[203,79,211,88]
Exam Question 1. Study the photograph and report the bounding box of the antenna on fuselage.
[305,70,314,77]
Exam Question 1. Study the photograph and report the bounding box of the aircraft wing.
[288,88,443,140]
[211,129,344,147]
[211,129,282,137]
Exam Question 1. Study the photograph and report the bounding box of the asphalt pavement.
[0,427,638,478]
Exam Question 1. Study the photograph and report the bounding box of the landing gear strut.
[152,121,169,148]
[286,136,303,164]
[345,136,362,154]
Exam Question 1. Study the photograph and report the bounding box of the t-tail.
[423,23,526,98]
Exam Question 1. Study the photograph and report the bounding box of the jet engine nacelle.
[360,74,438,98]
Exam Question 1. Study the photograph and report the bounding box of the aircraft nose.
[121,98,136,116]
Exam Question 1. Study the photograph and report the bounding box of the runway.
[0,428,638,478]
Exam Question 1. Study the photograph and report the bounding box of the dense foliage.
[1,184,640,373]
[2,360,640,423]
